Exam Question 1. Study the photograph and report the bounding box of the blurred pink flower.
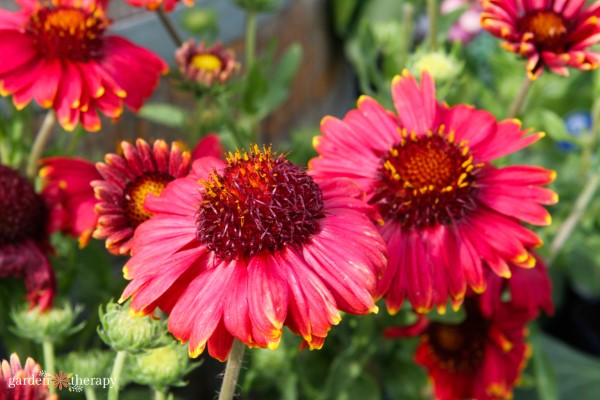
[441,0,483,43]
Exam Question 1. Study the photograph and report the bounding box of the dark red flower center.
[124,172,172,229]
[26,6,108,61]
[0,165,45,245]
[518,11,568,52]
[371,129,481,229]
[197,145,325,260]
[426,305,489,372]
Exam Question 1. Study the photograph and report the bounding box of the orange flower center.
[0,165,45,245]
[197,145,325,260]
[26,6,108,60]
[124,172,172,229]
[191,54,223,73]
[371,129,481,229]
[518,11,568,52]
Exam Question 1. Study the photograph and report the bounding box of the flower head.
[175,40,239,87]
[482,0,600,79]
[0,164,56,310]
[0,353,55,400]
[40,135,223,254]
[309,70,557,314]
[125,0,193,12]
[0,0,167,131]
[120,145,387,360]
[387,299,531,400]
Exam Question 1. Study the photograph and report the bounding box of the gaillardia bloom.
[0,165,56,310]
[0,0,167,131]
[309,70,557,314]
[387,299,532,400]
[0,353,55,400]
[120,145,387,360]
[125,0,192,12]
[481,0,600,79]
[175,40,239,86]
[40,135,223,254]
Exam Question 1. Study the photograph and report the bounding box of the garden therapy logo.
[8,370,117,392]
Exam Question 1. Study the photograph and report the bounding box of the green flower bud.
[10,302,84,343]
[232,0,279,13]
[408,50,464,84]
[97,300,165,353]
[129,343,200,390]
[59,350,113,380]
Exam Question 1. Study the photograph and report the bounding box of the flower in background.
[309,70,557,314]
[386,299,532,400]
[120,145,387,360]
[125,0,193,12]
[40,135,223,255]
[0,0,167,131]
[0,353,55,400]
[0,164,56,310]
[441,0,483,43]
[175,40,240,87]
[481,0,600,79]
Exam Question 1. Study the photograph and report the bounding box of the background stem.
[426,0,438,50]
[507,77,532,118]
[157,8,183,47]
[42,340,56,396]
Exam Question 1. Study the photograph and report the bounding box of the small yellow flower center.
[191,54,223,73]
[27,6,108,60]
[371,129,482,229]
[124,172,172,228]
[518,10,568,51]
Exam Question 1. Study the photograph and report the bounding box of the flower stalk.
[26,111,55,179]
[218,339,246,400]
[426,0,438,50]
[156,8,183,47]
[107,351,128,400]
[507,76,532,118]
[42,340,56,396]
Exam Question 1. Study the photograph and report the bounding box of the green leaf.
[531,331,558,400]
[137,103,187,128]
[538,333,600,400]
[330,0,361,36]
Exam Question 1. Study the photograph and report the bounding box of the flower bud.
[97,300,165,353]
[10,302,84,343]
[408,50,463,85]
[129,342,199,389]
[175,40,239,87]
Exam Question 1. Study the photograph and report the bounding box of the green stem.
[507,76,532,118]
[218,339,246,400]
[156,8,183,47]
[426,0,438,50]
[154,388,168,400]
[245,12,257,69]
[398,4,415,69]
[84,386,98,400]
[107,351,128,400]
[42,340,56,396]
[26,111,55,179]
[548,173,600,266]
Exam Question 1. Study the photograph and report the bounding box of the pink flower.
[120,145,388,360]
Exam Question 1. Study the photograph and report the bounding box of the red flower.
[0,353,55,400]
[120,145,387,360]
[40,135,224,255]
[0,0,167,131]
[125,0,193,12]
[175,40,240,86]
[482,0,600,79]
[0,165,56,310]
[398,299,531,400]
[309,70,557,314]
